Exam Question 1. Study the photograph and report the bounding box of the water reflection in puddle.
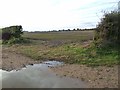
[0,61,87,88]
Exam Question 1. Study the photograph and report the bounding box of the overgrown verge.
[93,11,120,65]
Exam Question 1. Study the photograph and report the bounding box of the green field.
[23,31,94,41]
[7,30,118,67]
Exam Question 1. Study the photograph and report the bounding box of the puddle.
[42,61,64,67]
[0,61,87,88]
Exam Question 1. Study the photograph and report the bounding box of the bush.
[94,11,120,47]
[2,25,24,44]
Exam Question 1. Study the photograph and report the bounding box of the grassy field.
[23,31,94,41]
[7,30,119,67]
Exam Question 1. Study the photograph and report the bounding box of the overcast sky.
[0,0,118,31]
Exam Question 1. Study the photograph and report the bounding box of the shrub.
[94,11,120,47]
[2,25,24,44]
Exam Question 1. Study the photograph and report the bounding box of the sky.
[0,0,119,31]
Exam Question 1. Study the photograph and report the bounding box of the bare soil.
[50,64,119,88]
[1,47,41,71]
